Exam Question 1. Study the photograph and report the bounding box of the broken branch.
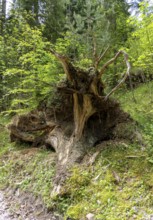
[105,51,131,100]
[98,50,127,78]
[95,46,110,70]
[50,49,76,82]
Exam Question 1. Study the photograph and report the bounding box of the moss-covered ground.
[0,82,153,219]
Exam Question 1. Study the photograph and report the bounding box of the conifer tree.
[0,0,6,35]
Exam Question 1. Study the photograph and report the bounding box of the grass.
[0,82,153,219]
[0,117,56,208]
[60,143,153,220]
[54,82,153,219]
[116,82,153,147]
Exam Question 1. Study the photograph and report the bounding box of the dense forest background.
[0,0,153,114]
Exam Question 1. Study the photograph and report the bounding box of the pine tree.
[0,0,6,35]
[13,0,66,41]
[40,0,66,41]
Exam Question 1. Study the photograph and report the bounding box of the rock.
[86,213,95,220]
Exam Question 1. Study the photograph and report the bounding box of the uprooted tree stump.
[8,49,137,193]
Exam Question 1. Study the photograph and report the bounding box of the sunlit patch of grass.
[116,82,153,147]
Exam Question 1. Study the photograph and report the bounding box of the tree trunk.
[0,0,6,35]
[73,93,96,140]
[34,0,39,25]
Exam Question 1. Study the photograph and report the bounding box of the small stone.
[86,213,95,220]
[97,200,101,205]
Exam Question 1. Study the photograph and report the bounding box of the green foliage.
[0,11,64,113]
[116,82,153,148]
[41,0,66,41]
[14,0,66,41]
[127,2,153,77]
[0,117,12,159]
[0,0,132,113]
[65,0,130,63]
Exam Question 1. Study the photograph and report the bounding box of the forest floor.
[0,82,153,220]
[0,191,12,220]
[0,188,60,220]
[0,147,61,220]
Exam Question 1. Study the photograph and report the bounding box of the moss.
[66,204,85,220]
[113,122,137,140]
[53,139,153,219]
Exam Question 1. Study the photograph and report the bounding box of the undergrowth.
[0,117,56,207]
[0,82,153,219]
[117,82,153,162]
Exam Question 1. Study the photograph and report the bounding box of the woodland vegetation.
[0,0,153,219]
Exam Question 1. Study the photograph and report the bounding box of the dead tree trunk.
[8,49,135,193]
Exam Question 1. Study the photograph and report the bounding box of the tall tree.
[65,0,130,56]
[103,0,130,85]
[0,0,6,35]
[14,0,39,25]
[62,0,130,89]
[103,0,130,44]
[127,1,153,77]
[13,0,66,41]
[0,0,6,109]
[40,0,66,41]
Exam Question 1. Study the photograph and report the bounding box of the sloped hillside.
[0,82,153,220]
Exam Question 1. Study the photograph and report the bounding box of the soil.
[0,188,63,220]
[0,191,11,220]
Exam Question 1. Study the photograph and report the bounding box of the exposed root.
[6,49,138,194]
